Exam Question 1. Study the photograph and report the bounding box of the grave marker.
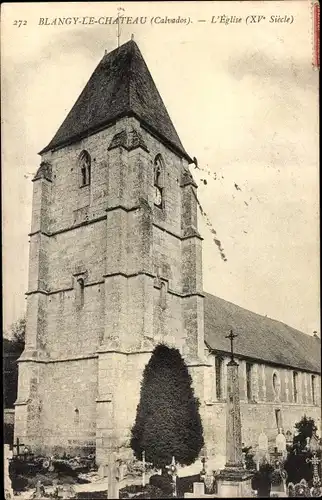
[166,456,178,497]
[258,431,268,452]
[4,445,14,500]
[216,331,254,497]
[107,452,119,499]
[193,482,205,496]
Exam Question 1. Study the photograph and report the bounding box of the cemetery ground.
[7,454,208,499]
[5,346,322,498]
[6,424,322,499]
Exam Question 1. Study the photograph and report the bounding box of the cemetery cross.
[225,330,238,362]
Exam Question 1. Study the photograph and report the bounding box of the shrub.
[177,474,200,497]
[251,462,274,496]
[294,415,317,450]
[149,474,173,495]
[4,422,14,445]
[283,416,319,485]
[120,484,143,495]
[132,485,167,499]
[131,344,204,469]
[242,446,256,470]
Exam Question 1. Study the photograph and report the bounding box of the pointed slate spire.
[40,40,192,162]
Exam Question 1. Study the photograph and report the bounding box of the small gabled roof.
[204,293,321,374]
[40,40,192,161]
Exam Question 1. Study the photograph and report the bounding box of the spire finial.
[117,7,125,47]
[131,33,134,40]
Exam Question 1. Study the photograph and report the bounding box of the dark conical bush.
[130,344,204,469]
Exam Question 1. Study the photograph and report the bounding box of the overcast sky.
[1,1,319,335]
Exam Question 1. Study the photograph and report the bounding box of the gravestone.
[193,482,205,496]
[98,463,109,478]
[32,480,46,499]
[204,473,215,494]
[270,462,287,497]
[107,453,119,499]
[276,431,286,453]
[255,431,269,470]
[258,431,269,452]
[4,445,14,500]
[285,430,293,444]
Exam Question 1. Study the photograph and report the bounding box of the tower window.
[311,375,316,405]
[293,371,298,403]
[76,277,85,308]
[74,408,80,425]
[160,281,167,310]
[215,357,223,400]
[246,362,253,402]
[153,155,164,208]
[78,150,91,187]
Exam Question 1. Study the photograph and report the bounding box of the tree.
[3,316,25,410]
[284,416,318,485]
[9,317,26,348]
[130,344,204,470]
[293,415,317,450]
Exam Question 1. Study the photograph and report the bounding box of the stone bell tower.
[15,40,206,463]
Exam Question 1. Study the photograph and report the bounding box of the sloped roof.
[40,40,191,161]
[204,293,321,373]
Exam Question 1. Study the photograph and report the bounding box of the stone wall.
[39,358,98,455]
[16,116,206,459]
[201,352,321,464]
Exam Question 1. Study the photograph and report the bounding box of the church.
[15,39,321,467]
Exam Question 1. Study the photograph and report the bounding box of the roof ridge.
[128,39,134,112]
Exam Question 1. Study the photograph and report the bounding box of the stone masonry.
[15,115,208,463]
[14,40,321,466]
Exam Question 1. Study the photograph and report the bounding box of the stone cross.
[223,330,244,468]
[200,456,207,481]
[225,330,238,362]
[166,456,178,497]
[270,447,283,469]
[116,7,125,48]
[306,452,321,487]
[12,437,24,456]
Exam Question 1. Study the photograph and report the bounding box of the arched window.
[78,150,91,187]
[76,277,85,308]
[293,372,298,403]
[74,408,80,426]
[246,362,253,402]
[215,356,223,400]
[153,155,164,208]
[311,375,316,405]
[272,371,281,399]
